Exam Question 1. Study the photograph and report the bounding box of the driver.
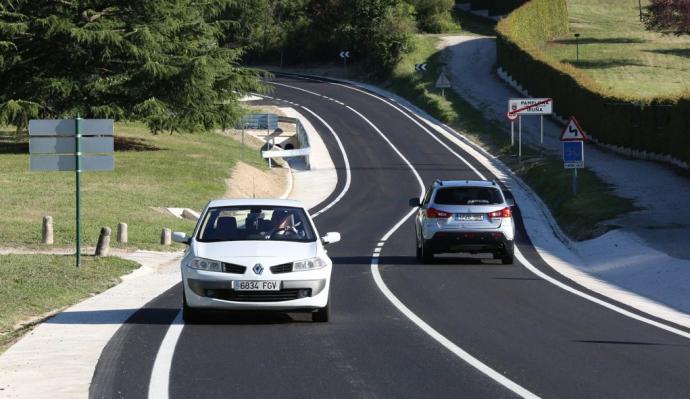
[270,210,297,236]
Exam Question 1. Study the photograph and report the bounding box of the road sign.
[30,137,113,154]
[239,114,278,130]
[30,154,114,171]
[339,51,351,58]
[415,63,427,72]
[28,118,115,267]
[563,141,584,168]
[435,73,451,89]
[508,98,553,116]
[28,119,113,136]
[560,116,588,141]
[506,111,518,121]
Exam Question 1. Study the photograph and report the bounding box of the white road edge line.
[147,312,183,399]
[146,95,353,399]
[299,106,352,219]
[330,79,690,340]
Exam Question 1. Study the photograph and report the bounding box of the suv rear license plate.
[233,281,280,291]
[456,214,484,221]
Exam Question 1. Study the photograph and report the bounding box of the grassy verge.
[542,0,690,99]
[0,254,139,353]
[0,122,267,250]
[381,34,635,240]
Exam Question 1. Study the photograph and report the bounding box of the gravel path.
[439,35,690,261]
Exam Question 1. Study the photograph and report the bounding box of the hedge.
[464,0,527,16]
[496,0,690,166]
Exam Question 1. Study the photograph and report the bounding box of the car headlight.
[292,257,327,271]
[189,257,223,272]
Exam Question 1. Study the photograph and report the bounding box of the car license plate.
[233,281,280,291]
[456,214,483,221]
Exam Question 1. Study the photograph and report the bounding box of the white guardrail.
[261,115,311,169]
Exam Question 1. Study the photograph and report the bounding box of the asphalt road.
[91,76,690,399]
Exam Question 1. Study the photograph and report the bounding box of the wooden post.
[42,216,54,245]
[161,228,172,246]
[117,222,128,244]
[95,227,111,256]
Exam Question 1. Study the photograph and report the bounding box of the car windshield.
[196,206,316,242]
[434,187,503,205]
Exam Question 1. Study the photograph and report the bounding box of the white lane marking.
[327,77,690,340]
[515,248,690,339]
[273,79,540,396]
[347,102,539,398]
[332,82,486,180]
[298,106,352,219]
[148,312,183,399]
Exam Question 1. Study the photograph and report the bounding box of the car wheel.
[182,290,202,324]
[421,239,434,264]
[312,302,330,323]
[415,235,423,261]
[501,247,514,265]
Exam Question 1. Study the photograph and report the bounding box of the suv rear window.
[433,187,503,205]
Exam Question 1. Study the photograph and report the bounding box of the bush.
[411,0,455,33]
[496,0,690,165]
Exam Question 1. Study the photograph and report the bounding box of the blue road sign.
[563,141,584,169]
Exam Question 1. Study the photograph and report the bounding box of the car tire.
[501,247,514,265]
[182,290,202,324]
[312,302,330,323]
[421,239,434,264]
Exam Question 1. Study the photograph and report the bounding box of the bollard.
[117,222,128,244]
[161,228,172,246]
[95,227,112,256]
[42,216,54,245]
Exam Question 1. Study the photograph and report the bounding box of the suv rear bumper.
[427,232,513,254]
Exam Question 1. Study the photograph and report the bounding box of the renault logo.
[253,263,264,275]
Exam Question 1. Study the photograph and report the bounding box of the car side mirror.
[506,198,515,207]
[172,232,191,245]
[409,197,420,207]
[321,232,341,245]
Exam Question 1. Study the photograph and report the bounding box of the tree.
[407,0,455,33]
[644,0,690,35]
[0,0,266,133]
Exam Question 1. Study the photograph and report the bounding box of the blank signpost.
[29,118,114,267]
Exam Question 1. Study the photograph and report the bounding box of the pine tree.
[0,0,265,133]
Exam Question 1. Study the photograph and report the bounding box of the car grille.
[209,288,311,302]
[270,263,293,274]
[222,263,247,274]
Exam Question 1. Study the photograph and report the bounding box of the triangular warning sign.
[560,116,588,141]
[435,73,451,88]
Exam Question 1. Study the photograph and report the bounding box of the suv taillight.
[427,208,451,218]
[488,207,512,219]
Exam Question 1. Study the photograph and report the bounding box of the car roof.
[433,179,498,188]
[206,198,306,209]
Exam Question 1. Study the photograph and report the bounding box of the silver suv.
[409,179,515,264]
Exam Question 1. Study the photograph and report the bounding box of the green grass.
[542,0,690,98]
[382,34,635,240]
[0,254,139,353]
[0,122,267,250]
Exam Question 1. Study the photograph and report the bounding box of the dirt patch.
[225,161,289,199]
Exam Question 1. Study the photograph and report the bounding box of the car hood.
[194,240,318,265]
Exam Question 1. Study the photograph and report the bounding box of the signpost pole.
[75,116,82,267]
[540,115,544,145]
[511,121,514,146]
[518,115,522,160]
[573,168,578,195]
[241,127,245,160]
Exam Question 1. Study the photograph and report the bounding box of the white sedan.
[173,198,340,323]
